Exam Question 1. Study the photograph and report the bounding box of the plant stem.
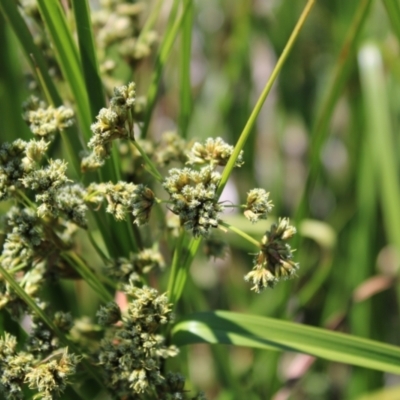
[61,251,113,302]
[138,0,164,40]
[167,229,185,301]
[0,263,105,388]
[219,220,260,248]
[142,0,191,137]
[131,139,163,182]
[217,0,316,197]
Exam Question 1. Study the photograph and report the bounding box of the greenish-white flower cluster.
[22,96,74,139]
[81,82,137,171]
[163,166,223,237]
[161,136,245,238]
[154,131,189,167]
[244,188,273,223]
[0,139,45,201]
[87,181,155,225]
[106,248,165,284]
[0,307,78,400]
[92,0,157,75]
[0,100,89,316]
[186,137,244,167]
[97,285,204,399]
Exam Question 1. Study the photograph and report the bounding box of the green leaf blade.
[71,0,105,119]
[36,0,92,140]
[172,311,400,375]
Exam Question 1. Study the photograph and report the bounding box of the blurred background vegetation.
[1,0,400,399]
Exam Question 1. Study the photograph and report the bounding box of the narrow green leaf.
[0,18,31,141]
[142,0,191,137]
[345,105,378,397]
[71,0,105,119]
[172,311,400,375]
[36,0,92,141]
[382,0,400,42]
[61,252,113,303]
[179,0,193,137]
[295,0,373,222]
[358,43,400,251]
[0,0,61,105]
[356,385,400,400]
[169,236,201,305]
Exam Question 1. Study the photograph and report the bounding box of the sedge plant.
[1,0,400,399]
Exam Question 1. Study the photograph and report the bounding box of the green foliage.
[1,0,400,399]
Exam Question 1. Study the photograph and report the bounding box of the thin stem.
[167,229,185,301]
[8,263,29,274]
[15,189,37,208]
[295,0,372,224]
[61,251,113,302]
[138,0,164,40]
[165,0,315,307]
[0,263,105,387]
[142,0,190,137]
[219,221,260,248]
[216,0,316,197]
[87,230,110,263]
[131,140,163,182]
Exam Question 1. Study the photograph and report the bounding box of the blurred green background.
[2,0,400,399]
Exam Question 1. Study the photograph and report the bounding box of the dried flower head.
[0,331,78,400]
[110,81,136,109]
[245,218,299,292]
[0,333,34,399]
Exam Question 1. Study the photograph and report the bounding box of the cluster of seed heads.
[97,285,204,399]
[0,64,300,399]
[245,218,299,292]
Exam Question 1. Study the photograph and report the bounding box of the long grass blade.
[36,0,92,141]
[179,0,193,137]
[358,44,400,251]
[71,0,105,119]
[382,0,400,42]
[0,19,31,141]
[172,311,400,375]
[295,0,373,221]
[142,0,191,137]
[0,0,61,105]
